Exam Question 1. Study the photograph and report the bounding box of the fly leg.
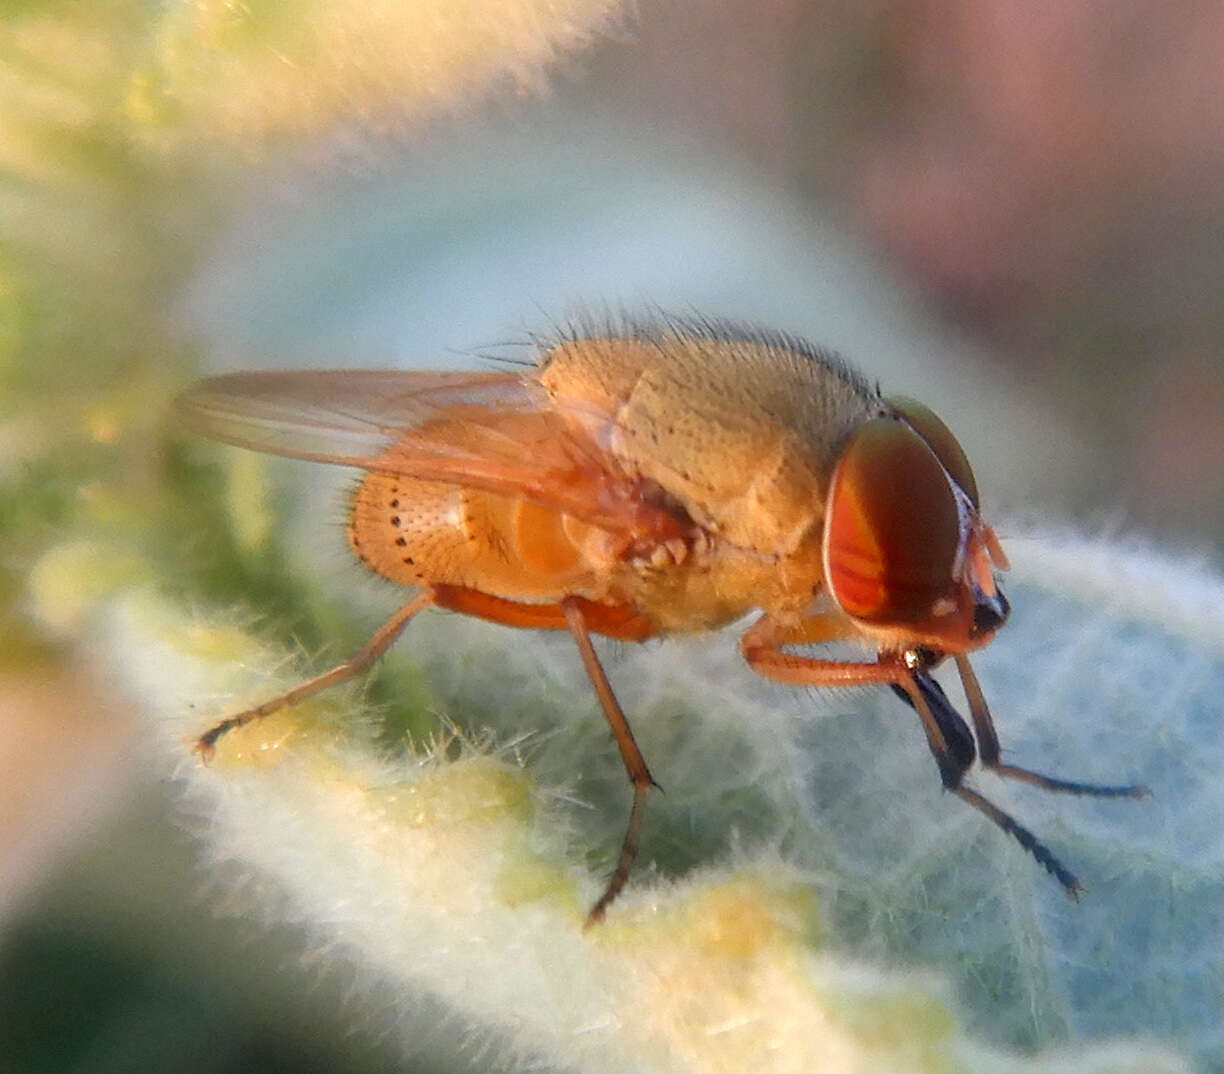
[893,671,1085,896]
[742,613,1090,898]
[426,585,661,924]
[740,615,977,786]
[562,598,659,927]
[195,588,437,758]
[199,580,662,923]
[197,585,651,756]
[953,654,1148,799]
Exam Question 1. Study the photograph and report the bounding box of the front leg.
[952,653,1147,799]
[740,614,974,790]
[741,613,1086,897]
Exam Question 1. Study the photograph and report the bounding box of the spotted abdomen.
[348,471,616,602]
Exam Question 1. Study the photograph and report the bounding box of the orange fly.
[178,315,1145,923]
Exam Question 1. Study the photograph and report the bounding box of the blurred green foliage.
[0,6,441,1069]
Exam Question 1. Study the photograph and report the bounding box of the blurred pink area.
[1133,353,1224,523]
[0,664,139,919]
[855,0,1224,304]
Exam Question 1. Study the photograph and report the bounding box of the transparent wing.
[175,369,539,463]
[176,369,674,539]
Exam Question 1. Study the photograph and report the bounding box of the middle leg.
[430,584,661,923]
[562,598,658,927]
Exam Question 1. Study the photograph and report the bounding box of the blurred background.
[3,0,1222,1070]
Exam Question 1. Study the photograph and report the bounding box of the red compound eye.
[886,395,979,508]
[823,417,961,627]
